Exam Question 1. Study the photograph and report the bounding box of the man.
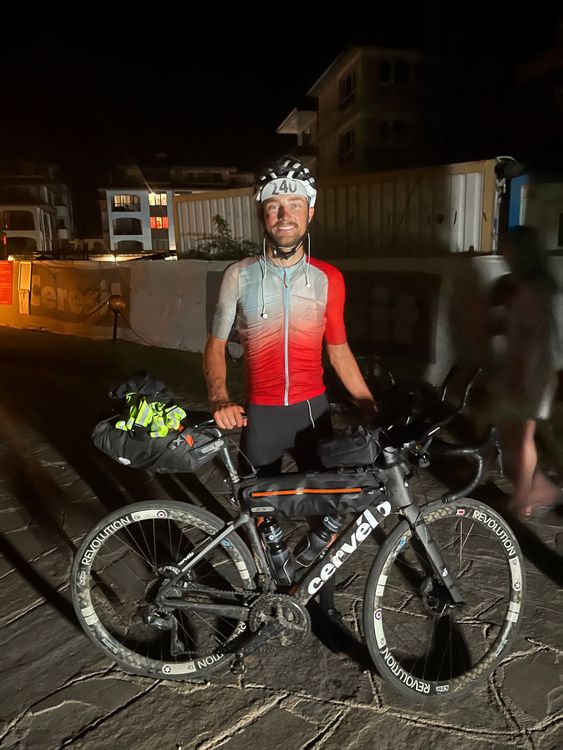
[204,156,377,651]
[205,155,377,474]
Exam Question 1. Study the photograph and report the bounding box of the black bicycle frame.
[154,461,465,616]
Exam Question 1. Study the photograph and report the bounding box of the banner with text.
[30,262,131,326]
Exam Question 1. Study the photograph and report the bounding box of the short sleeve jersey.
[211,255,347,405]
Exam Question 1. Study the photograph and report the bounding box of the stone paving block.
[0,607,110,723]
[62,498,108,540]
[501,651,563,721]
[0,676,141,750]
[537,722,563,750]
[2,527,63,566]
[377,681,517,734]
[211,706,318,750]
[0,546,72,628]
[324,705,519,750]
[0,507,32,534]
[66,683,276,750]
[243,639,374,705]
[284,695,344,724]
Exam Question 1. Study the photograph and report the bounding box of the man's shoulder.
[221,255,260,280]
[309,257,344,281]
[224,255,260,271]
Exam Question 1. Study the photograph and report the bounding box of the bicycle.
[71,370,525,702]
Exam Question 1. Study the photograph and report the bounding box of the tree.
[188,214,259,260]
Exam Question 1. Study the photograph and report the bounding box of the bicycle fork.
[383,454,464,606]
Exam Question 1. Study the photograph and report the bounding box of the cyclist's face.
[263,195,314,248]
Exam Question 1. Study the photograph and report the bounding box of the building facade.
[293,47,426,179]
[99,163,254,255]
[0,162,74,257]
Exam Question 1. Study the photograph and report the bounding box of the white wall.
[2,256,561,387]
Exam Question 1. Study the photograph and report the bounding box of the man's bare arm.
[204,335,247,429]
[326,342,378,417]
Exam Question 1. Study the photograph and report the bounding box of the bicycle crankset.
[248,594,310,647]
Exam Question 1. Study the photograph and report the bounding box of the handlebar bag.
[317,426,381,469]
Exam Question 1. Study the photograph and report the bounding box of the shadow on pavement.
[0,532,77,627]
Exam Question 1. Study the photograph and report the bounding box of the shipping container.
[173,160,499,259]
[314,160,497,257]
[174,188,260,256]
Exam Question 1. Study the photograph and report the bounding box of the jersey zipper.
[283,269,290,406]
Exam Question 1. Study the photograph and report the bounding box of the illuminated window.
[148,192,168,206]
[112,194,140,211]
[150,216,169,229]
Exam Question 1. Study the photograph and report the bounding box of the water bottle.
[260,517,292,585]
[292,515,345,568]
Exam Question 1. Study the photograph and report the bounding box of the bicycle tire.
[72,500,257,680]
[363,497,525,701]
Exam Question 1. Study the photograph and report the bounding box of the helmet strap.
[271,239,303,260]
[265,220,310,261]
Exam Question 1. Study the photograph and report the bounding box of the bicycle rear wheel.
[363,498,525,701]
[72,501,257,680]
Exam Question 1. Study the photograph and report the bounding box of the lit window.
[150,216,169,230]
[112,194,140,211]
[148,192,168,206]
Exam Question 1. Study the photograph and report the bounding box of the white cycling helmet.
[255,156,317,207]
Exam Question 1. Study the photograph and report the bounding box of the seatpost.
[220,445,241,486]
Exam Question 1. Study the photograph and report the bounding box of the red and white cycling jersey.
[211,255,347,406]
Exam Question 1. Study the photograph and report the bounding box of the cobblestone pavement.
[0,329,561,749]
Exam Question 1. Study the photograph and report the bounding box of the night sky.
[1,3,559,233]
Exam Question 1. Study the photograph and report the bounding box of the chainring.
[248,594,311,647]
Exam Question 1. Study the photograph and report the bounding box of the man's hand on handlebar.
[356,398,380,423]
[210,401,247,430]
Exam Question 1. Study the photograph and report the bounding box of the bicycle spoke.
[73,503,255,676]
[365,500,524,698]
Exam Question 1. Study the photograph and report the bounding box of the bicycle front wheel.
[72,501,257,680]
[363,498,525,701]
